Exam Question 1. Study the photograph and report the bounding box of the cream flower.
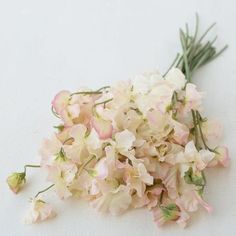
[165,68,186,90]
[115,129,135,152]
[90,185,132,215]
[24,199,56,224]
[90,116,113,140]
[47,161,77,199]
[124,163,153,197]
[184,83,203,112]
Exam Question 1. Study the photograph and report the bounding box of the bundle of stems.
[166,13,228,82]
[166,13,228,151]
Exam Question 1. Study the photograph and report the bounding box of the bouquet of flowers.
[7,14,229,228]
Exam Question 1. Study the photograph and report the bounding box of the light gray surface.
[0,0,235,235]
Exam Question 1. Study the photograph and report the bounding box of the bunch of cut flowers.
[7,15,229,228]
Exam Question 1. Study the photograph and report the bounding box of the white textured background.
[0,1,235,235]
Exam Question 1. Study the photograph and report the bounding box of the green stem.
[191,110,199,150]
[159,190,164,205]
[51,106,60,119]
[70,86,110,97]
[35,184,55,198]
[163,53,180,77]
[24,164,41,174]
[94,98,113,107]
[77,156,96,176]
[196,111,215,152]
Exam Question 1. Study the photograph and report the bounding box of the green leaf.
[184,167,205,187]
[160,204,180,221]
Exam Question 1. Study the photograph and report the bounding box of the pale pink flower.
[39,134,62,168]
[172,120,189,145]
[124,163,153,197]
[202,119,223,147]
[165,68,186,90]
[183,141,215,171]
[24,199,56,224]
[52,90,70,115]
[91,116,113,140]
[46,161,77,199]
[115,129,135,152]
[208,146,230,167]
[184,83,203,112]
[153,203,180,227]
[90,185,132,215]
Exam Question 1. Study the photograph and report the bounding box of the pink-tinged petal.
[193,192,213,213]
[132,194,150,208]
[184,83,203,112]
[175,198,190,228]
[162,167,178,199]
[91,117,113,140]
[67,103,80,119]
[172,120,189,145]
[24,199,56,224]
[52,90,70,114]
[153,207,166,226]
[94,158,109,179]
[202,119,223,147]
[60,109,74,127]
[153,204,180,227]
[216,146,230,167]
[137,163,154,185]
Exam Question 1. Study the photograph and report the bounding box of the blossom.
[90,185,132,215]
[24,199,56,224]
[165,68,186,90]
[33,66,228,228]
[7,172,26,194]
[90,116,113,140]
[201,119,223,147]
[115,129,135,153]
[184,83,203,112]
[46,160,78,199]
[153,204,180,226]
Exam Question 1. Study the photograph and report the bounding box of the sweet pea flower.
[184,83,203,112]
[90,185,132,215]
[201,119,223,147]
[7,172,26,194]
[90,116,113,140]
[115,129,135,153]
[32,63,229,228]
[46,161,77,199]
[52,90,71,115]
[208,146,230,167]
[153,203,180,226]
[165,68,186,90]
[39,134,63,168]
[124,163,154,197]
[24,199,56,224]
[181,141,215,171]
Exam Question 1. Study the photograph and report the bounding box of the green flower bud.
[7,172,26,194]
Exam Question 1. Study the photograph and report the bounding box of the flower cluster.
[6,15,229,227]
[21,68,226,226]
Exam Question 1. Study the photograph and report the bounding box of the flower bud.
[7,172,26,194]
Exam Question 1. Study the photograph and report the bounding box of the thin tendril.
[163,53,180,77]
[35,184,55,198]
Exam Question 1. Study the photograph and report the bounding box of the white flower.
[24,199,56,224]
[90,185,132,215]
[165,68,186,90]
[115,129,135,152]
